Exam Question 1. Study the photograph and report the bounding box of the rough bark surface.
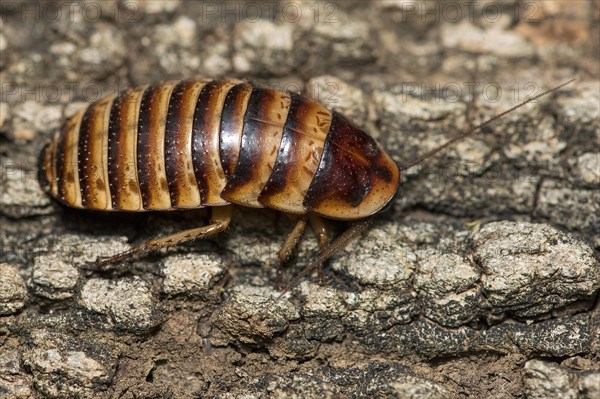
[1,1,599,398]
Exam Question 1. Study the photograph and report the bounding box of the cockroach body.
[38,78,573,274]
[38,78,399,265]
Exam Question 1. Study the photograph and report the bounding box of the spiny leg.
[96,206,232,266]
[276,215,307,288]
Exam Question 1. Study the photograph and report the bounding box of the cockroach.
[38,78,574,285]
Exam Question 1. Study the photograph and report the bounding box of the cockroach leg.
[276,215,307,288]
[308,213,329,279]
[95,206,232,266]
[275,214,330,288]
[278,216,308,263]
[308,214,329,249]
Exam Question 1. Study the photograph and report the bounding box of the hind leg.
[96,206,232,266]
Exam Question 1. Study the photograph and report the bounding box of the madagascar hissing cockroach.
[38,78,574,281]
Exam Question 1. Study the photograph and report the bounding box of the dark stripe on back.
[136,85,158,208]
[165,81,190,206]
[77,105,95,207]
[191,81,224,204]
[219,83,252,179]
[107,92,124,208]
[56,124,68,202]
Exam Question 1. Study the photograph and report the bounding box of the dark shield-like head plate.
[303,112,399,220]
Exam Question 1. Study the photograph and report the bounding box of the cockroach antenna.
[400,78,576,170]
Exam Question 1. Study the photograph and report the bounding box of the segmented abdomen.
[39,79,333,214]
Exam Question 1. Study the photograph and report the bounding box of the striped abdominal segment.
[108,86,146,211]
[164,79,208,209]
[191,80,238,206]
[78,93,115,209]
[220,87,292,207]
